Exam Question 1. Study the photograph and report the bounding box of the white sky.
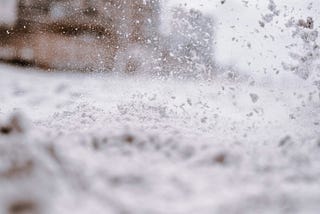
[0,0,17,25]
[164,0,320,81]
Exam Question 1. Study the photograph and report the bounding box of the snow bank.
[0,64,320,213]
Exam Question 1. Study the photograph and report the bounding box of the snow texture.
[0,64,320,214]
[1,0,320,213]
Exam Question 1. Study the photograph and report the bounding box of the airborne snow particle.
[0,113,27,135]
[278,135,292,147]
[249,93,259,103]
[298,17,314,29]
[187,98,192,106]
[213,153,227,164]
[259,21,265,28]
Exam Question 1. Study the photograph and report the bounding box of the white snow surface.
[0,64,320,213]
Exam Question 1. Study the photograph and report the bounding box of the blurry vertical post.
[0,0,18,26]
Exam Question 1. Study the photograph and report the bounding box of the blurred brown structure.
[0,0,161,71]
[0,0,215,78]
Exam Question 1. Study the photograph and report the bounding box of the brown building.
[0,0,161,72]
[0,0,215,78]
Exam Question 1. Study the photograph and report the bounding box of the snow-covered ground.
[0,63,320,213]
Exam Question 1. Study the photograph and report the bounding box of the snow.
[163,0,320,81]
[0,0,320,212]
[0,64,320,213]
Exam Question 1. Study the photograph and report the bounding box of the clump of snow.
[249,93,259,103]
[260,0,280,25]
[282,16,320,83]
[0,113,27,137]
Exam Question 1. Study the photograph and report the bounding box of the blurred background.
[0,0,319,83]
[0,0,216,80]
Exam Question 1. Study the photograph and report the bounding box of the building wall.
[0,0,161,71]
